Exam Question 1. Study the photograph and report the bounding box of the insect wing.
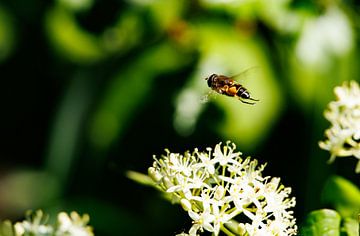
[228,66,258,81]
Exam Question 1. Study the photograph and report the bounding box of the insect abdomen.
[236,86,250,99]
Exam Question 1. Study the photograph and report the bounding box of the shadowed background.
[0,0,359,235]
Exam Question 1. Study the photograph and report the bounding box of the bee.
[205,73,259,105]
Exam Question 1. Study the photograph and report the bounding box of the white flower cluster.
[13,210,94,236]
[319,80,360,173]
[56,212,93,236]
[148,141,297,236]
[14,211,53,236]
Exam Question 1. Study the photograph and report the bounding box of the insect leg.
[239,98,256,105]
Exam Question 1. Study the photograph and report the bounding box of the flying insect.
[205,73,259,105]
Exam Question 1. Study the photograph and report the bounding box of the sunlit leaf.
[321,175,360,218]
[301,209,341,236]
[148,0,186,30]
[101,10,144,54]
[0,221,14,236]
[198,0,257,20]
[341,217,359,236]
[45,5,105,64]
[129,0,185,31]
[57,0,94,12]
[198,0,302,34]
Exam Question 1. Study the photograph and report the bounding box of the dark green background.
[0,0,359,235]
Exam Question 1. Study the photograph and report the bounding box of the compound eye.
[207,78,213,87]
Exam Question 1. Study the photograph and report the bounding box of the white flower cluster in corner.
[148,141,297,236]
[13,210,94,236]
[319,80,360,173]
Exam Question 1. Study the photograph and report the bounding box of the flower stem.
[221,224,236,236]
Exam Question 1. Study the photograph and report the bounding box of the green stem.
[358,214,360,236]
[221,224,236,236]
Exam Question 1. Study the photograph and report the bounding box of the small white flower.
[12,210,94,236]
[210,201,232,235]
[56,212,94,236]
[213,141,240,166]
[168,152,194,177]
[14,210,53,236]
[193,148,217,174]
[319,80,360,173]
[148,142,297,235]
[188,205,215,233]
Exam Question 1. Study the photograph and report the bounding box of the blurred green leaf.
[0,5,15,63]
[288,53,356,111]
[256,0,303,33]
[45,73,94,187]
[0,221,14,236]
[301,209,341,236]
[198,0,258,20]
[45,5,105,64]
[148,0,186,30]
[198,0,302,34]
[322,175,360,218]
[101,10,144,54]
[341,217,359,236]
[288,7,355,110]
[0,170,60,215]
[57,0,94,12]
[90,42,190,150]
[129,0,185,31]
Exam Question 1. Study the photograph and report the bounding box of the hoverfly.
[204,73,259,105]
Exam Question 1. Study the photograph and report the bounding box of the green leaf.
[341,217,359,236]
[0,6,15,63]
[147,0,186,30]
[90,42,189,150]
[0,221,14,236]
[283,7,356,111]
[45,5,105,64]
[301,209,341,236]
[57,0,94,12]
[0,170,60,212]
[322,175,360,218]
